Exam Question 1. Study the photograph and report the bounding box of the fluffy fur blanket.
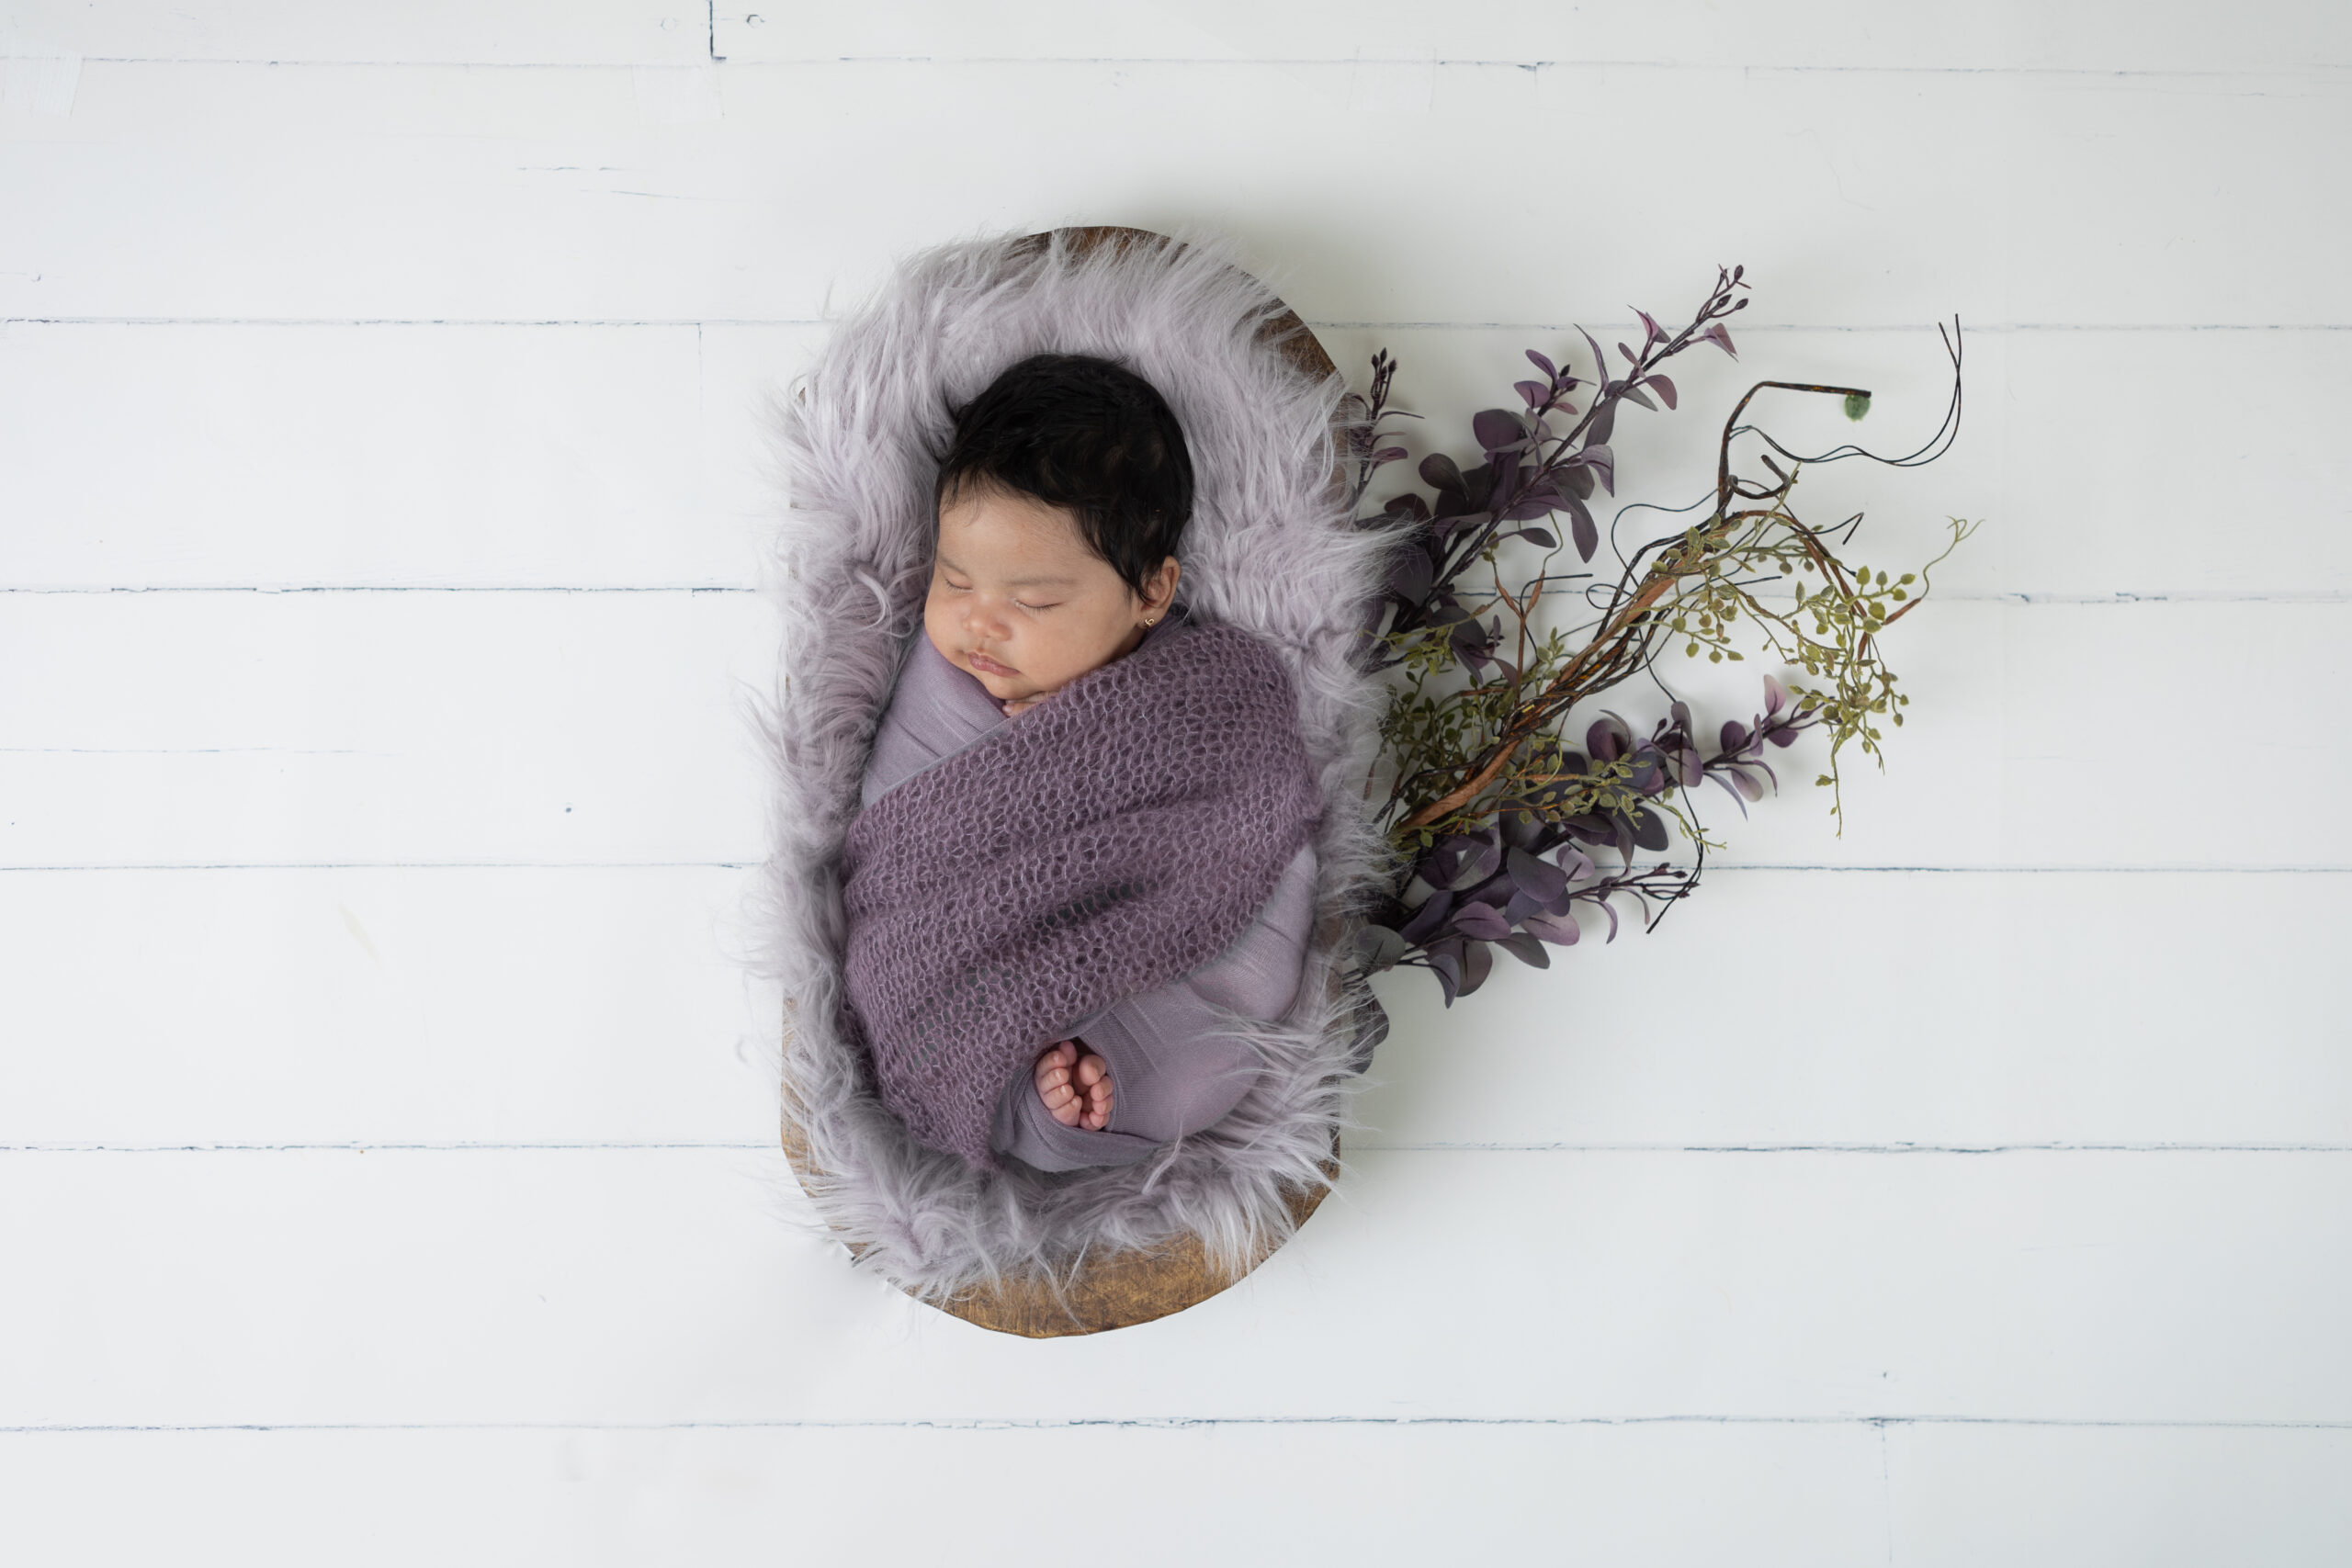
[752,224,1411,1302]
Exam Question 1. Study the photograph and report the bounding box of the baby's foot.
[1033,1038,1114,1130]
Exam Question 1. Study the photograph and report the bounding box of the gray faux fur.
[749,224,1412,1303]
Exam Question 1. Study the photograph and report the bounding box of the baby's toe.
[1035,1052,1082,1124]
[1079,1058,1114,1129]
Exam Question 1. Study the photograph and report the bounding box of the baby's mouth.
[967,649,1017,676]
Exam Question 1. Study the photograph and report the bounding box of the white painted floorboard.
[4,2,2347,1561]
[7,1147,2348,1427]
[0,867,2344,1150]
[6,593,2348,870]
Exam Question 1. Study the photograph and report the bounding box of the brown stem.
[1398,568,1681,830]
[1715,382,1870,514]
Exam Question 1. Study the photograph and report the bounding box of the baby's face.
[923,483,1176,709]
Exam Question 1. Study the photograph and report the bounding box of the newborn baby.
[933,470,1173,1133]
[857,350,1318,1170]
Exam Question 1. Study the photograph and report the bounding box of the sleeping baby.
[854,350,1320,1172]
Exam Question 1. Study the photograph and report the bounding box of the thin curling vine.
[1335,268,1975,1017]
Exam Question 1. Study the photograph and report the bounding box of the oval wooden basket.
[780,224,1351,1338]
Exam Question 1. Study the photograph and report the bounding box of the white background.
[4,3,2348,1562]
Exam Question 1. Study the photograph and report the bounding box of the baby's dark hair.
[932,352,1193,601]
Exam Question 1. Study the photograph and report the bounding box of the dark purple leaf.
[1706,771,1754,818]
[1514,379,1549,408]
[1645,373,1678,410]
[1513,526,1557,549]
[1371,446,1409,464]
[1510,470,1563,506]
[1617,341,1638,366]
[1419,452,1464,492]
[1386,547,1432,604]
[1577,443,1616,495]
[1497,932,1551,969]
[1525,347,1556,378]
[1456,833,1502,887]
[1621,385,1658,412]
[1590,893,1621,942]
[1453,902,1512,941]
[1564,818,1616,851]
[1396,889,1453,947]
[1462,460,1498,513]
[1473,408,1529,453]
[1506,845,1569,906]
[1552,844,1597,883]
[1635,308,1664,344]
[1584,400,1618,447]
[1587,715,1630,762]
[1720,719,1750,753]
[1566,495,1598,561]
[1425,940,1462,1006]
[1702,321,1738,358]
[1353,924,1408,971]
[1462,864,1516,910]
[1630,804,1670,852]
[1522,911,1581,946]
[1458,938,1494,996]
[1576,324,1609,383]
[1498,807,1544,852]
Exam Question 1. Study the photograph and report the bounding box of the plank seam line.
[5,1142,2345,1156]
[0,585,755,594]
[5,863,2345,874]
[5,318,2346,333]
[0,863,766,873]
[1368,1142,2352,1155]
[7,1416,2350,1434]
[49,58,2352,77]
[6,588,2349,604]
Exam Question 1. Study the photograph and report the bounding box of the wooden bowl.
[780,224,1351,1337]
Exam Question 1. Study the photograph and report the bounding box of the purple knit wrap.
[839,620,1323,1171]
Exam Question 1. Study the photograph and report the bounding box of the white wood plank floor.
[4,4,2346,1562]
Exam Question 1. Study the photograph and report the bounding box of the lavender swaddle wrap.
[846,602,1322,1173]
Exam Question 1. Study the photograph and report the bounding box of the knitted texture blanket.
[839,618,1324,1171]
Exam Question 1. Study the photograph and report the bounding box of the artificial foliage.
[1339,265,1975,1021]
